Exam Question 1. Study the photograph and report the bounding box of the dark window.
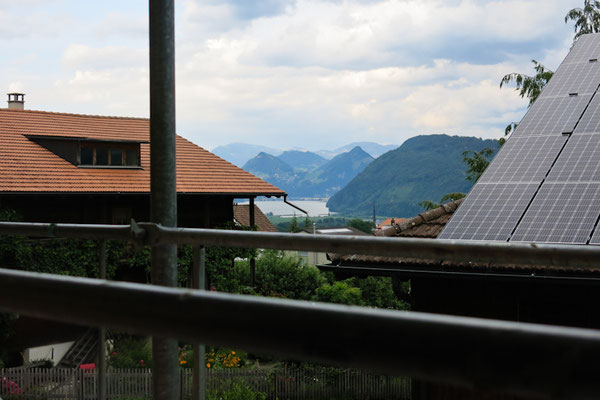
[79,143,140,168]
[96,148,109,165]
[110,149,123,166]
[125,149,139,166]
[81,147,93,165]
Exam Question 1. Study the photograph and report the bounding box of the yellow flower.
[206,363,211,368]
[231,351,235,355]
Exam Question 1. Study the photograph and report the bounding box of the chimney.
[7,93,25,110]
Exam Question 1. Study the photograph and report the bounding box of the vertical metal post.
[97,240,107,400]
[149,1,179,400]
[249,197,256,286]
[192,246,206,400]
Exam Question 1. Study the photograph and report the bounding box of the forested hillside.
[327,135,500,217]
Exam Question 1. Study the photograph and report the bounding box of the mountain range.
[212,141,397,167]
[243,146,374,198]
[327,135,500,217]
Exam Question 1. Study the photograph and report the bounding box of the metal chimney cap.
[7,93,25,110]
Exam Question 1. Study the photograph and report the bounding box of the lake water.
[236,200,333,217]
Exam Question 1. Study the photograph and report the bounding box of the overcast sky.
[0,0,583,151]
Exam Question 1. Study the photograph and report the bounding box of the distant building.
[233,204,277,232]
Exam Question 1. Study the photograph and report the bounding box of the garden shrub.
[208,380,266,400]
[109,337,152,369]
[315,281,363,306]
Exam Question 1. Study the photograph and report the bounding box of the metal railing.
[1,221,600,399]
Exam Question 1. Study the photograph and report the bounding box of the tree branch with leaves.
[565,0,600,39]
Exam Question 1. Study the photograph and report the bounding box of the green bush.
[208,380,266,400]
[109,337,152,368]
[315,281,363,306]
[254,251,327,300]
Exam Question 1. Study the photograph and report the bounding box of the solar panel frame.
[438,183,539,241]
[541,60,600,97]
[573,92,600,133]
[440,33,600,244]
[511,94,592,137]
[477,135,566,184]
[510,182,600,244]
[588,219,600,244]
[546,133,600,182]
[562,34,600,65]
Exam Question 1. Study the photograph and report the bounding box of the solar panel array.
[439,33,600,244]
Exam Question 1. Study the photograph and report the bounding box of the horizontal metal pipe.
[2,221,600,270]
[0,222,136,241]
[143,224,600,270]
[0,268,598,398]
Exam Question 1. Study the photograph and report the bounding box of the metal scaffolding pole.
[149,0,179,399]
[1,268,600,399]
[97,240,107,400]
[192,246,207,400]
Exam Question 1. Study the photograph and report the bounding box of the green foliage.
[500,60,554,107]
[109,337,152,369]
[504,122,518,136]
[352,277,406,309]
[346,218,374,234]
[327,135,499,217]
[315,281,363,306]
[303,216,311,230]
[418,200,440,211]
[203,251,408,310]
[254,251,327,300]
[462,147,496,183]
[288,215,300,233]
[441,192,465,202]
[208,380,266,400]
[565,0,600,39]
[500,60,553,136]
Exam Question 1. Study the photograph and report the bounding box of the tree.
[500,60,554,108]
[314,281,364,306]
[347,218,375,234]
[288,215,300,233]
[499,60,554,137]
[441,192,466,202]
[462,147,496,183]
[418,200,440,211]
[565,0,600,39]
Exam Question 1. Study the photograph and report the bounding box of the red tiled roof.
[376,199,463,239]
[0,108,285,196]
[233,204,278,232]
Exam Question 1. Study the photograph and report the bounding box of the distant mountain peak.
[327,135,500,217]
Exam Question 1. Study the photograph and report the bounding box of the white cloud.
[93,13,147,39]
[63,44,147,69]
[0,0,584,150]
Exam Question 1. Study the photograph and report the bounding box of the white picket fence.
[0,367,411,400]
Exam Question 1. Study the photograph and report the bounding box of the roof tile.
[0,108,285,196]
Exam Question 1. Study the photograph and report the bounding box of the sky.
[0,0,584,151]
